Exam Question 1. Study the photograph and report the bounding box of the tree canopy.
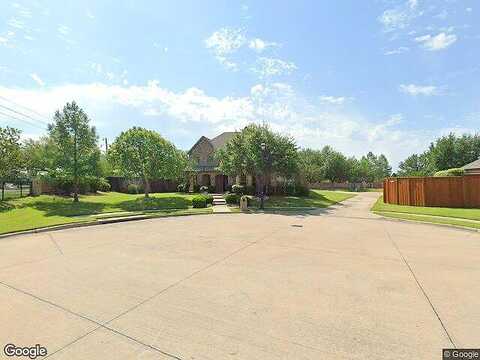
[108,127,187,197]
[0,126,23,180]
[398,133,480,176]
[48,101,100,201]
[216,124,299,190]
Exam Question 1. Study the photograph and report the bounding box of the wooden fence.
[383,176,480,208]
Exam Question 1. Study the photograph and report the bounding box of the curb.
[0,211,238,240]
[373,212,480,233]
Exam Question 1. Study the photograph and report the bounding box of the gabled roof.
[462,158,480,170]
[209,132,237,150]
[188,132,237,154]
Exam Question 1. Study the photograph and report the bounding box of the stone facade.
[188,133,237,193]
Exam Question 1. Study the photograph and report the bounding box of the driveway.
[1,193,479,359]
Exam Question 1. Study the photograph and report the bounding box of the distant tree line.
[1,102,394,202]
[298,146,392,183]
[398,133,480,176]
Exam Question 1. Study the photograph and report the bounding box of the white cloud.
[399,84,440,96]
[378,0,422,32]
[29,73,45,86]
[466,8,472,13]
[384,46,410,55]
[253,57,297,78]
[414,32,457,51]
[248,38,279,52]
[205,27,246,70]
[319,96,349,105]
[86,9,95,19]
[205,27,246,56]
[0,81,453,167]
[57,25,71,36]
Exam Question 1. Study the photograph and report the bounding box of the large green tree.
[108,127,187,197]
[22,136,59,177]
[48,101,100,202]
[0,126,23,180]
[216,124,299,193]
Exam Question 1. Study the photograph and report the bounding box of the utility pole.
[104,137,108,153]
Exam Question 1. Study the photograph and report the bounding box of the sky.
[0,0,479,168]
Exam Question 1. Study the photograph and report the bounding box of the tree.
[48,101,100,202]
[298,148,325,183]
[216,124,299,194]
[0,126,23,180]
[397,153,433,176]
[322,149,351,183]
[108,127,187,197]
[22,137,59,177]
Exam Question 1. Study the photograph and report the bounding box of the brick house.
[187,132,258,193]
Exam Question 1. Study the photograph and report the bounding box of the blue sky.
[0,0,478,167]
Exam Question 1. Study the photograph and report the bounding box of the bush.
[224,193,240,205]
[200,185,209,193]
[285,182,296,196]
[177,183,187,192]
[193,184,200,193]
[127,183,142,194]
[96,178,111,192]
[295,185,310,197]
[204,194,214,205]
[245,185,255,195]
[232,184,244,195]
[192,195,207,208]
[434,168,465,177]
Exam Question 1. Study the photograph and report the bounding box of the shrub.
[204,194,214,205]
[192,195,207,208]
[224,193,240,205]
[232,184,244,195]
[245,185,255,195]
[200,185,209,193]
[177,183,186,192]
[285,182,296,196]
[193,184,200,193]
[127,183,141,194]
[208,185,215,193]
[295,185,310,197]
[96,178,111,192]
[434,168,465,177]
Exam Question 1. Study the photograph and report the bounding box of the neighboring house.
[188,132,239,193]
[462,158,480,175]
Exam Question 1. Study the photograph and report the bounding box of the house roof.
[209,132,237,150]
[188,132,237,154]
[462,158,480,170]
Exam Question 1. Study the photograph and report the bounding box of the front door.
[215,174,224,193]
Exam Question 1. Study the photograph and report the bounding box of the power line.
[0,110,46,130]
[0,103,49,126]
[0,95,50,123]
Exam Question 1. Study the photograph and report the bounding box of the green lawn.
[372,196,480,229]
[250,190,356,210]
[0,192,202,235]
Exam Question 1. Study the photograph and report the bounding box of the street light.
[260,142,266,209]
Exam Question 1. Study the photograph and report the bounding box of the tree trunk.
[144,177,150,198]
[73,125,79,202]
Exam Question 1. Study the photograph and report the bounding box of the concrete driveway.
[1,193,479,359]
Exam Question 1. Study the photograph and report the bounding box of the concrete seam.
[382,226,457,348]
